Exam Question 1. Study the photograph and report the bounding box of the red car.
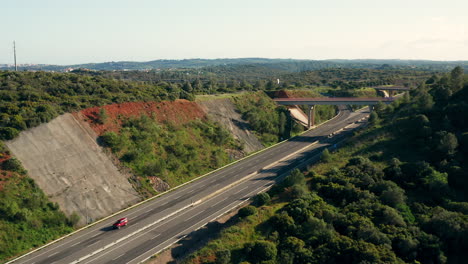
[113,217,128,229]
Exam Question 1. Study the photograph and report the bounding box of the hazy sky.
[2,0,467,65]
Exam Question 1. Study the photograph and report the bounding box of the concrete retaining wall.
[5,113,140,226]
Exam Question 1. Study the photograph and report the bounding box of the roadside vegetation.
[231,92,298,146]
[0,142,76,261]
[99,114,242,196]
[182,67,468,264]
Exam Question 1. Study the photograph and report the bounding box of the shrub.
[98,108,108,124]
[1,158,27,174]
[321,148,332,163]
[248,241,277,262]
[215,249,231,264]
[238,206,257,218]
[68,212,81,227]
[254,192,271,206]
[0,127,19,140]
[282,169,305,188]
[98,132,120,149]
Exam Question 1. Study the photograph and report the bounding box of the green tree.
[98,108,108,124]
[321,148,332,162]
[0,127,19,140]
[254,192,271,206]
[215,249,231,264]
[369,111,379,125]
[239,206,257,217]
[379,182,406,207]
[450,66,464,93]
[249,241,277,262]
[283,169,305,187]
[182,81,193,92]
[434,131,458,157]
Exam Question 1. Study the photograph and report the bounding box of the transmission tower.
[13,41,17,71]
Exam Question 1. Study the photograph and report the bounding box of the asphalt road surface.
[8,107,369,264]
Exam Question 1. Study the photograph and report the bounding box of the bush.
[254,192,271,206]
[0,127,19,140]
[215,249,231,264]
[249,241,277,262]
[239,206,257,218]
[282,169,305,188]
[99,132,120,149]
[321,148,332,162]
[98,108,108,124]
[287,184,308,199]
[1,158,27,174]
[68,212,81,227]
[369,111,379,124]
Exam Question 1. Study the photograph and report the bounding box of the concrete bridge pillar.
[308,105,315,128]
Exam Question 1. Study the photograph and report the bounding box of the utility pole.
[13,41,17,71]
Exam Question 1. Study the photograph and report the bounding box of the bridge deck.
[274,97,395,105]
[373,86,411,91]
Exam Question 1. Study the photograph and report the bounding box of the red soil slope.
[74,100,207,135]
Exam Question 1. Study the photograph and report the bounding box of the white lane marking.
[80,227,155,264]
[75,199,203,264]
[184,211,203,222]
[86,242,97,248]
[112,253,125,260]
[150,234,161,240]
[130,199,248,264]
[233,185,249,194]
[70,241,81,247]
[48,252,58,257]
[83,191,227,263]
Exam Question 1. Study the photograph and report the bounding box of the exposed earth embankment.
[5,113,140,226]
[198,98,264,153]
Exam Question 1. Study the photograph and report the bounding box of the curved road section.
[8,107,369,264]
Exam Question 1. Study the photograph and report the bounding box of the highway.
[7,107,369,264]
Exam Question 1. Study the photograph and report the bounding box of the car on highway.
[113,217,128,229]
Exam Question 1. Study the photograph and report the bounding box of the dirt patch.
[198,98,263,153]
[148,176,170,192]
[75,100,206,135]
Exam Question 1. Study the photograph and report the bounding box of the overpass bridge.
[373,86,411,97]
[274,97,395,128]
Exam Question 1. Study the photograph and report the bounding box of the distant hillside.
[2,58,468,72]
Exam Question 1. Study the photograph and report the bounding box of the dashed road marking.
[112,253,125,260]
